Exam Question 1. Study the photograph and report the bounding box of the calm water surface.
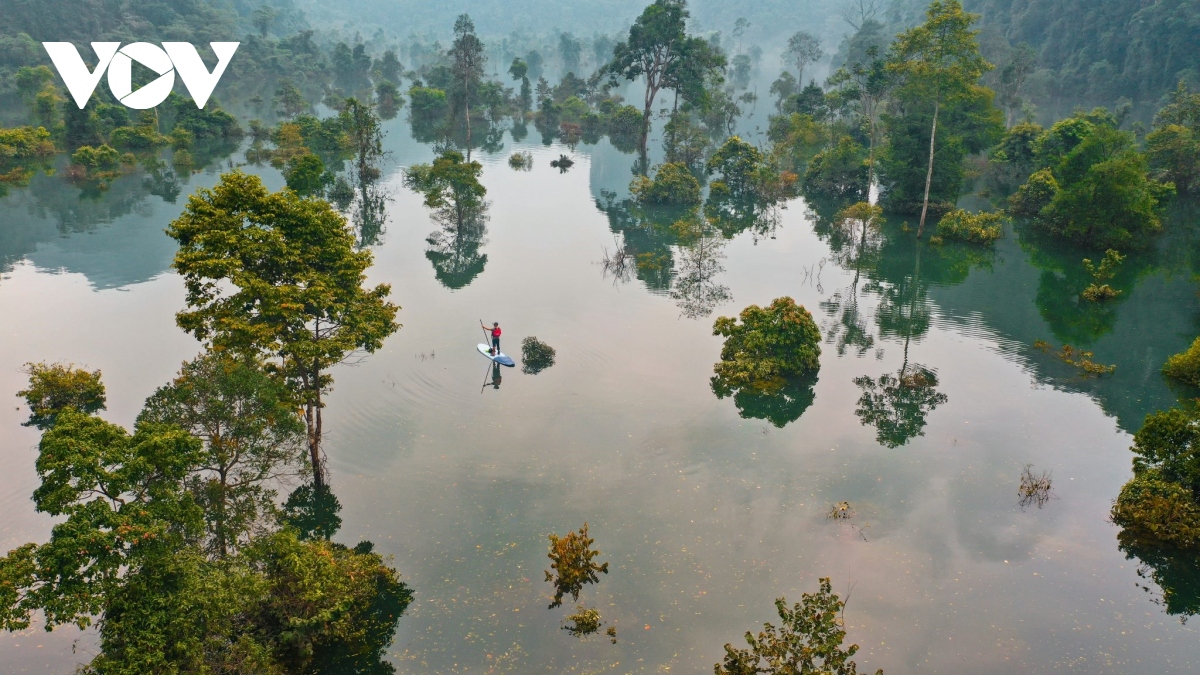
[2,119,1199,673]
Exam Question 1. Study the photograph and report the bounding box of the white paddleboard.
[477,343,516,367]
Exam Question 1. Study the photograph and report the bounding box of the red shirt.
[492,327,501,337]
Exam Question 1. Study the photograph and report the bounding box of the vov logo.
[42,42,239,110]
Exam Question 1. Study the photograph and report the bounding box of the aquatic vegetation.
[714,577,882,675]
[631,162,702,206]
[1112,470,1200,550]
[934,209,1006,245]
[521,336,557,375]
[827,501,854,520]
[562,605,603,637]
[1080,249,1125,302]
[711,297,822,391]
[545,523,608,609]
[550,154,575,172]
[1163,336,1200,386]
[802,135,868,201]
[1018,464,1054,510]
[0,125,55,159]
[508,151,533,170]
[1033,340,1116,376]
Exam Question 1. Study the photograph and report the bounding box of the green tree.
[375,49,403,84]
[284,153,328,197]
[886,0,994,237]
[828,45,891,192]
[274,80,308,119]
[605,0,697,159]
[405,150,490,288]
[630,161,702,206]
[1146,124,1200,195]
[784,31,824,86]
[138,353,306,558]
[167,171,400,487]
[711,297,821,391]
[450,14,486,158]
[16,362,106,430]
[714,578,882,675]
[509,57,533,113]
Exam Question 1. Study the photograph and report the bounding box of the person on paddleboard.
[488,321,501,355]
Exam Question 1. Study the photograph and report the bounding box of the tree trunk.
[916,97,940,239]
[465,95,472,161]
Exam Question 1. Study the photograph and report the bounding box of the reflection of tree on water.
[1120,536,1200,621]
[819,201,883,357]
[282,482,344,542]
[850,231,965,447]
[712,371,818,428]
[671,226,732,319]
[595,190,676,293]
[426,214,488,289]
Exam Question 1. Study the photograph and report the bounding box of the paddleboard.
[477,343,516,367]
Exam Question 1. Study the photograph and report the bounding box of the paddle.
[479,319,492,355]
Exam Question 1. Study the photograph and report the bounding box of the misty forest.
[2,0,1200,673]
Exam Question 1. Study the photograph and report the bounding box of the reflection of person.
[491,362,502,389]
[489,321,502,355]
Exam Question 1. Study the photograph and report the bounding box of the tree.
[630,161,702,206]
[17,362,106,430]
[509,57,532,113]
[711,297,821,391]
[252,6,276,38]
[785,32,824,86]
[886,0,993,237]
[559,33,582,73]
[714,578,882,675]
[996,44,1036,127]
[828,45,891,194]
[375,49,403,84]
[405,150,490,289]
[138,353,306,558]
[340,98,387,244]
[274,80,308,119]
[450,14,486,158]
[604,0,692,159]
[167,171,400,487]
[1146,124,1200,195]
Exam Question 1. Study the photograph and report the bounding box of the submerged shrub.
[545,523,608,609]
[508,151,533,170]
[711,297,821,391]
[1112,470,1200,550]
[1008,168,1057,217]
[630,162,701,206]
[521,336,556,375]
[935,209,1006,244]
[1164,337,1200,386]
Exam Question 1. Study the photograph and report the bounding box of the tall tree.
[139,353,306,559]
[450,14,486,159]
[785,31,824,85]
[887,0,992,238]
[167,171,400,487]
[829,45,892,198]
[605,0,692,160]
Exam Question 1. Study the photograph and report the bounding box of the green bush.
[0,125,55,159]
[1008,167,1057,216]
[1131,408,1200,496]
[802,136,868,201]
[711,297,821,391]
[1164,337,1200,386]
[935,209,1006,244]
[521,336,556,375]
[70,144,121,171]
[630,162,701,206]
[110,125,166,150]
[1111,470,1200,549]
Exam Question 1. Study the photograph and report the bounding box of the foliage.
[404,149,488,229]
[1008,168,1057,217]
[284,153,329,197]
[711,297,821,392]
[1146,124,1200,195]
[545,523,608,609]
[109,124,167,150]
[714,372,818,429]
[1128,407,1200,497]
[883,0,999,229]
[768,113,825,174]
[714,578,881,675]
[934,209,1005,245]
[1112,470,1200,550]
[167,171,399,486]
[803,136,868,201]
[1032,340,1116,376]
[1164,337,1200,387]
[0,125,55,159]
[508,151,533,170]
[521,336,557,375]
[17,362,106,430]
[138,353,306,558]
[562,605,603,638]
[631,162,702,206]
[1080,249,1124,302]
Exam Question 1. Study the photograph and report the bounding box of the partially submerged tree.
[886,0,993,237]
[450,14,486,157]
[711,297,822,392]
[17,362,106,430]
[167,171,400,487]
[714,577,882,675]
[545,523,609,609]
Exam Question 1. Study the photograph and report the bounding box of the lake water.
[2,117,1200,673]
